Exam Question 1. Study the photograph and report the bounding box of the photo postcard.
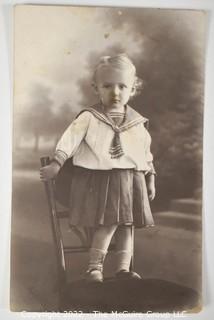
[11,4,206,314]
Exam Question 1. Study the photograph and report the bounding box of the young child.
[40,53,156,283]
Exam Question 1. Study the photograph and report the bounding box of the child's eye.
[119,84,126,89]
[103,84,111,89]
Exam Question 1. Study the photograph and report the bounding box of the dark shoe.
[115,270,142,280]
[85,268,103,283]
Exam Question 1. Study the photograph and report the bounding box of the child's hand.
[147,182,156,201]
[40,161,60,181]
[146,174,156,201]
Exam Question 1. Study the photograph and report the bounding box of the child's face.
[95,67,136,110]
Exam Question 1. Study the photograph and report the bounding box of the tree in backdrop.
[16,84,75,153]
[16,84,54,152]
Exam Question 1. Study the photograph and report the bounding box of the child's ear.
[130,86,136,97]
[92,83,99,95]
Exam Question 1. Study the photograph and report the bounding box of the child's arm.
[53,111,92,167]
[144,128,156,201]
[146,173,156,201]
[40,111,91,181]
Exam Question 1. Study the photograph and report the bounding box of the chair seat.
[60,278,200,313]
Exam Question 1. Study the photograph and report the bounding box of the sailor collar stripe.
[77,104,148,133]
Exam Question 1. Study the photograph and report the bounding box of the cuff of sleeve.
[145,162,157,176]
[53,150,68,167]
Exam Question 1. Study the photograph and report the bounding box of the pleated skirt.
[68,166,155,228]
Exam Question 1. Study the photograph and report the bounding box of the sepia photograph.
[11,4,206,313]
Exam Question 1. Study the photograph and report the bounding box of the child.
[40,53,156,283]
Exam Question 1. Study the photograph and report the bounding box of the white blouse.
[54,111,155,173]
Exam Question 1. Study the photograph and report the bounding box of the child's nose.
[112,86,120,96]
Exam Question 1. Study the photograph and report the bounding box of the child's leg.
[87,225,117,273]
[114,224,141,279]
[114,225,132,273]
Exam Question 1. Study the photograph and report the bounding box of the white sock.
[115,250,132,273]
[87,248,107,272]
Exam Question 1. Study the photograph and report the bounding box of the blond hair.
[92,53,143,96]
